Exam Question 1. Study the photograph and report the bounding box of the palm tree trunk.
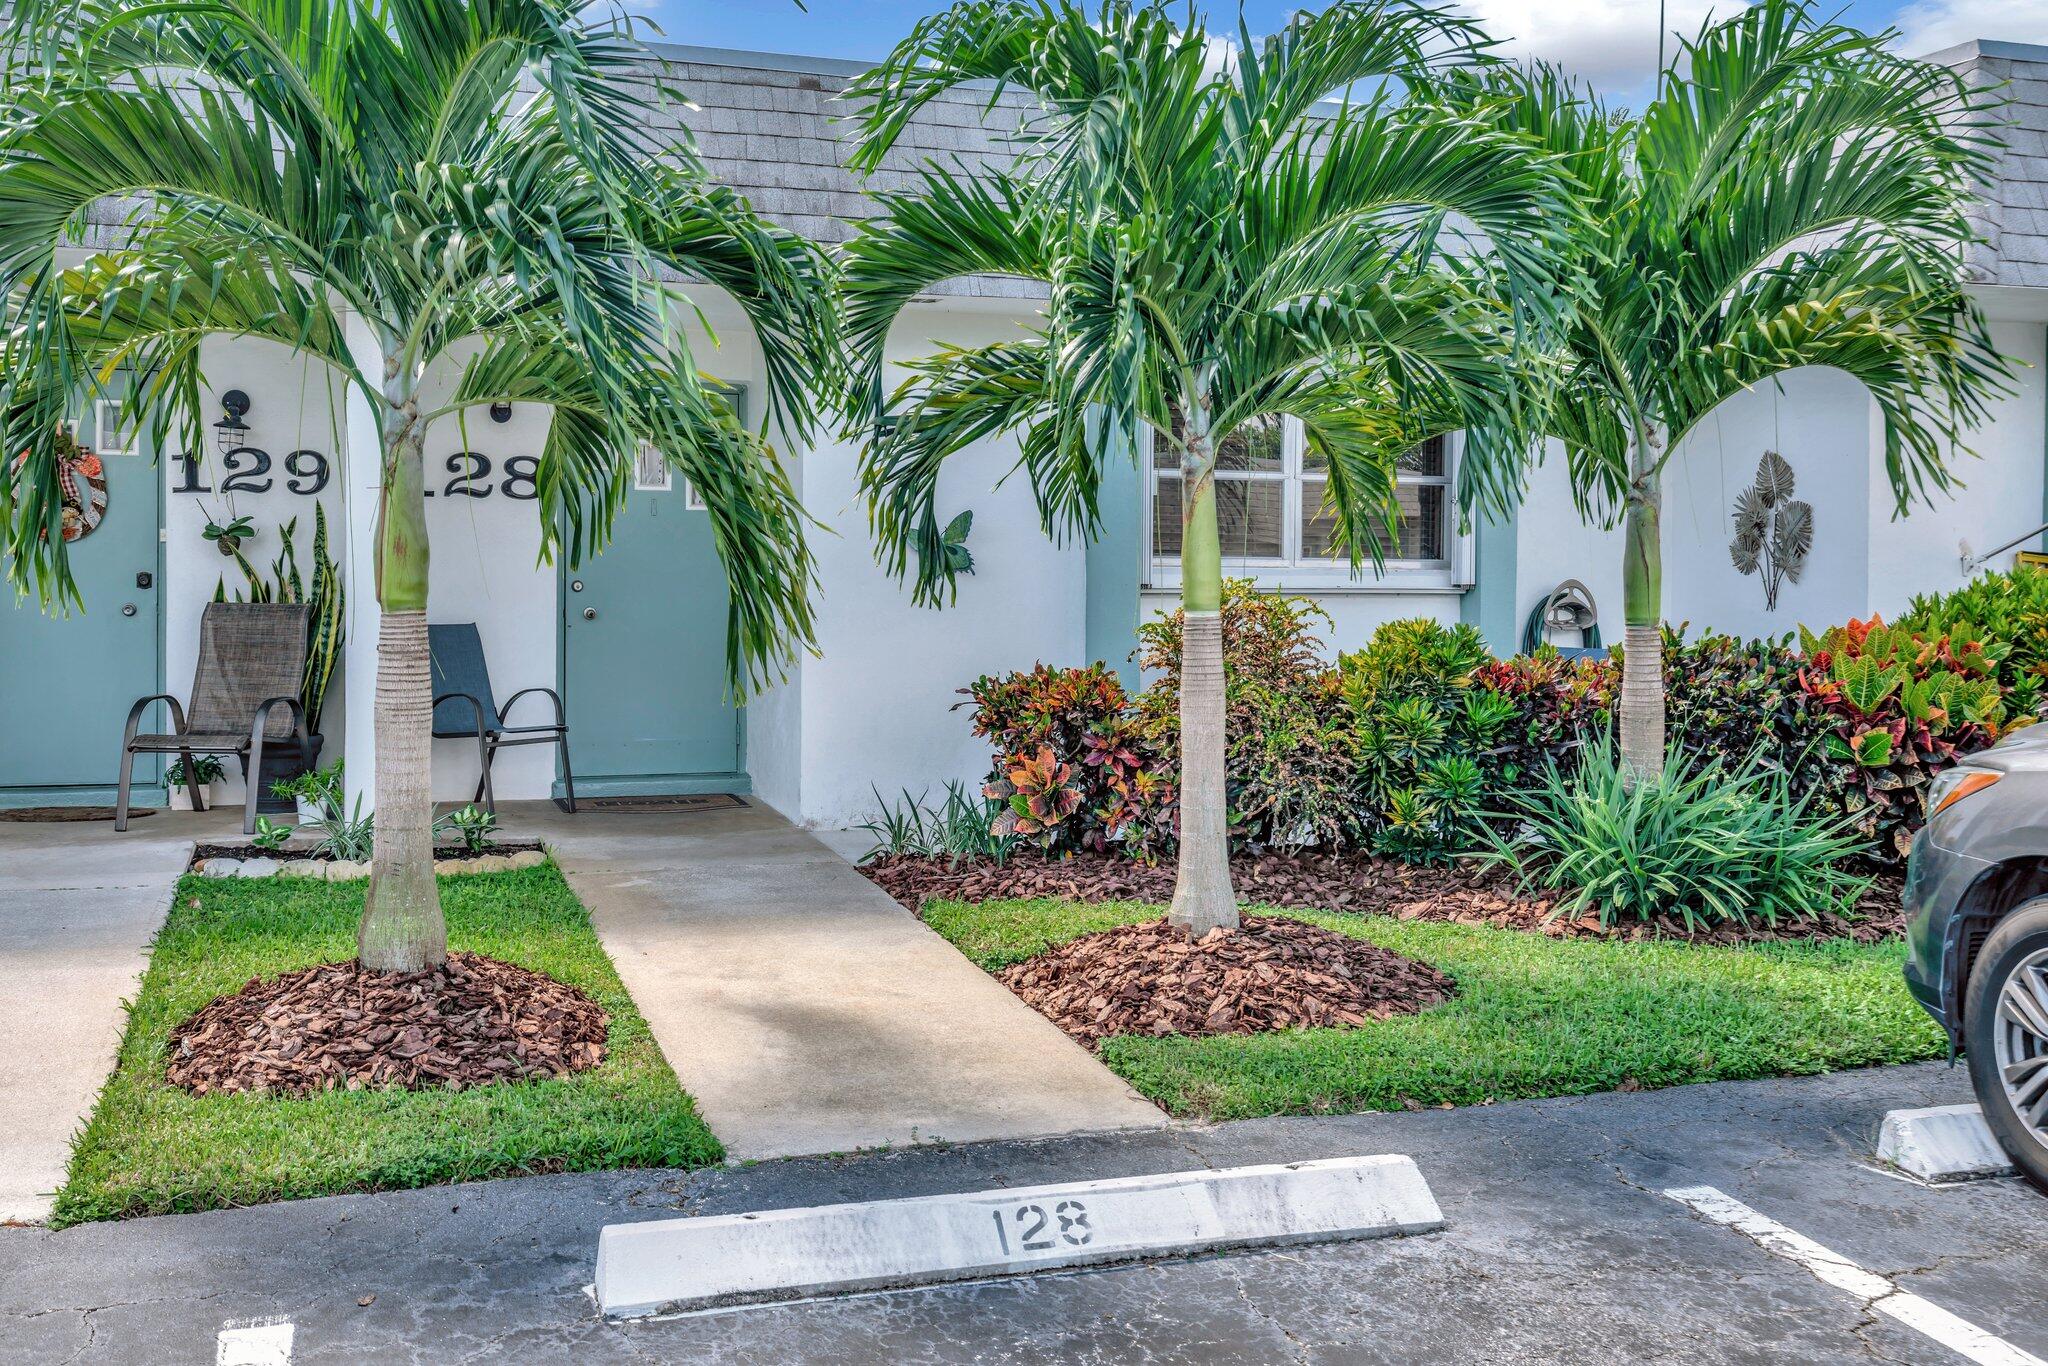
[357,389,446,973]
[1618,465,1664,784]
[1166,409,1238,937]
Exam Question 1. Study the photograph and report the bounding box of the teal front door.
[0,401,162,802]
[561,466,743,795]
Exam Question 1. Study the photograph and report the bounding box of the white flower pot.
[166,781,219,811]
[296,797,321,825]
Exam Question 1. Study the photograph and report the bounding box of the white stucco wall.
[1866,318,2048,616]
[789,302,1089,830]
[163,338,350,805]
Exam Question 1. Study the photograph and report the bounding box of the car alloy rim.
[1993,945,2048,1142]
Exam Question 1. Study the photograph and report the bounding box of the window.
[1148,417,1452,579]
[635,383,746,510]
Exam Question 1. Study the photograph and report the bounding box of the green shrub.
[1137,581,1344,853]
[1899,565,2048,715]
[859,782,1018,865]
[1484,734,1870,931]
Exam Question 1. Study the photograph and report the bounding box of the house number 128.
[990,1199,1094,1255]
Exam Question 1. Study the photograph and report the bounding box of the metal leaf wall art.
[1729,450,1813,610]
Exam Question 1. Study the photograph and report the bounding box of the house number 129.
[990,1199,1094,1255]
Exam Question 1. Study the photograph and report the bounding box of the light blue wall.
[1085,411,1144,690]
[1460,506,1521,656]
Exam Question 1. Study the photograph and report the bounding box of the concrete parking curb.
[594,1154,1444,1319]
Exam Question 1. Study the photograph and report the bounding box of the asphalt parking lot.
[6,1061,2044,1364]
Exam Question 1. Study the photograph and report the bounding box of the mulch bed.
[190,839,545,865]
[998,914,1456,1045]
[865,851,1906,946]
[166,951,608,1096]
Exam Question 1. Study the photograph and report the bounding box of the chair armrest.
[123,694,186,749]
[498,687,567,731]
[250,696,308,744]
[433,691,493,738]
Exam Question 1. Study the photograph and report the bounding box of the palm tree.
[840,0,1571,933]
[1439,0,2011,778]
[0,0,833,970]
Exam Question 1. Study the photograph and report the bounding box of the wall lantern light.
[214,389,251,453]
[490,402,513,424]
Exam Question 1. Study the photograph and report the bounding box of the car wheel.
[1964,899,2048,1190]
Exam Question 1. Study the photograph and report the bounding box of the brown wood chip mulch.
[166,951,608,1097]
[998,914,1455,1046]
[864,851,1906,946]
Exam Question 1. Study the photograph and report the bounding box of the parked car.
[1903,725,2048,1187]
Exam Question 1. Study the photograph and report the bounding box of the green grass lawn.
[923,898,1945,1121]
[55,865,721,1226]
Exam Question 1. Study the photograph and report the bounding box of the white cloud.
[1456,0,1724,94]
[1893,0,2048,57]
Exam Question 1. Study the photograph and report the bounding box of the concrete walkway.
[503,800,1166,1159]
[0,808,238,1222]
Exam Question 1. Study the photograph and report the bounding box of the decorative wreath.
[10,424,106,543]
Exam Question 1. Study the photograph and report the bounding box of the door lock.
[570,579,584,592]
[135,571,153,589]
[121,603,137,617]
[583,607,597,620]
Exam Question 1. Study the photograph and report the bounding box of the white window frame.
[1142,419,1470,593]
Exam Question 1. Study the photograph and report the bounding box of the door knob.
[570,579,584,592]
[121,603,137,617]
[135,571,153,589]
[583,607,597,620]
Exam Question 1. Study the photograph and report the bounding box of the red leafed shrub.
[1795,615,2010,862]
[1468,649,1616,787]
[961,664,1172,853]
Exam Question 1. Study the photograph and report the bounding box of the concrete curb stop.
[1877,1103,2016,1182]
[595,1154,1445,1320]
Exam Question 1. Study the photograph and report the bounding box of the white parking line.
[215,1317,294,1366]
[1663,1186,2044,1366]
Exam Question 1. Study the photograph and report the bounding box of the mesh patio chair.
[117,601,313,834]
[430,622,575,814]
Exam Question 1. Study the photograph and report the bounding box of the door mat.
[581,794,747,814]
[0,806,153,822]
[0,802,152,823]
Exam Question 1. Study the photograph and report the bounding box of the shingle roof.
[1931,39,2048,290]
[633,43,1044,299]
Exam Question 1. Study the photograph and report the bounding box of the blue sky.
[634,1,2046,106]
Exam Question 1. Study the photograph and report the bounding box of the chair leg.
[180,747,205,812]
[243,736,265,837]
[557,733,576,814]
[476,736,497,815]
[114,744,136,832]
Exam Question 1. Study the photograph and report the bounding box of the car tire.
[1963,899,2048,1191]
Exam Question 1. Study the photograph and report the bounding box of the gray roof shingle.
[1930,39,2048,289]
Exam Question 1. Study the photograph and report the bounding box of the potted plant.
[164,754,225,810]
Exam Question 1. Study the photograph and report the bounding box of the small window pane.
[1215,415,1284,472]
[1152,411,1283,472]
[1399,434,1446,477]
[1151,419,1180,471]
[1303,433,1443,476]
[1301,478,1447,562]
[1397,482,1445,559]
[1153,474,1182,556]
[1216,475,1285,559]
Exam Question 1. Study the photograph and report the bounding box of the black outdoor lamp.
[490,402,513,424]
[213,389,251,452]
